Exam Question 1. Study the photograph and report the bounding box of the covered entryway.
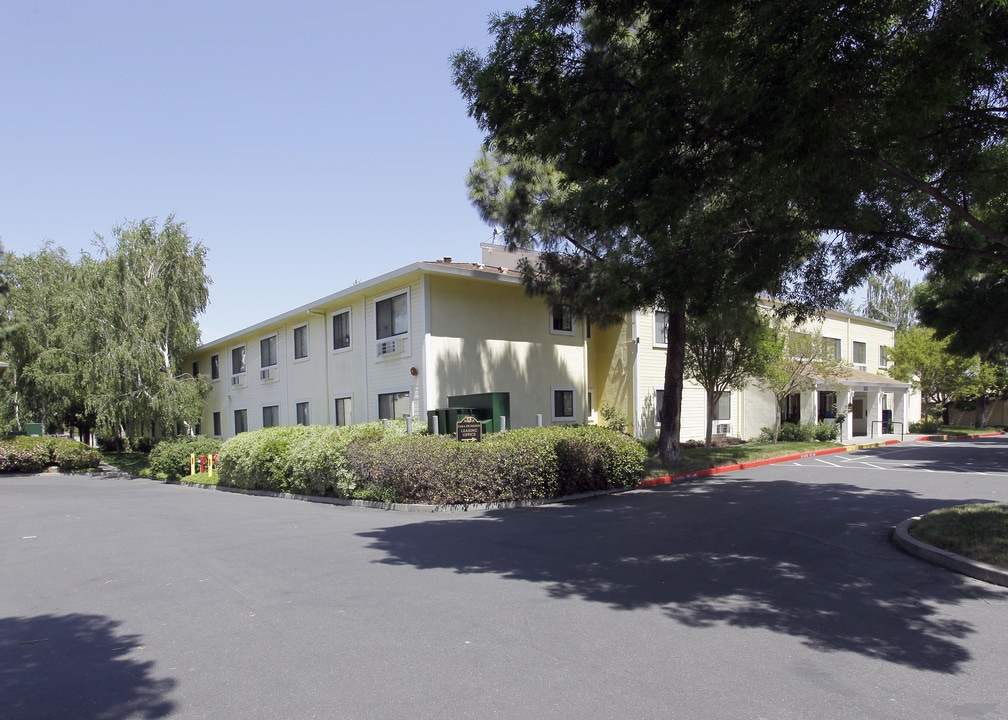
[814,369,912,443]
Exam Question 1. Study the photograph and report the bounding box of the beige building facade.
[191,244,919,443]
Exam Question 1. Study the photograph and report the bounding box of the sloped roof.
[815,367,910,390]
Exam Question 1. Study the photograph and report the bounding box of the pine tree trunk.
[658,308,686,464]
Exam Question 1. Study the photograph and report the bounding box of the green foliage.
[599,405,628,434]
[149,436,223,481]
[758,421,838,444]
[889,325,980,419]
[909,420,941,434]
[217,424,645,504]
[0,436,101,473]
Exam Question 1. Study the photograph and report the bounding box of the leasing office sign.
[455,416,483,442]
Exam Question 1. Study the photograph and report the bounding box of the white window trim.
[653,310,668,348]
[259,333,279,370]
[233,407,248,435]
[655,388,664,426]
[549,306,575,336]
[551,386,576,422]
[331,307,353,354]
[294,399,311,426]
[212,411,222,437]
[823,336,842,361]
[210,353,220,382]
[262,404,281,429]
[377,387,412,421]
[333,394,354,427]
[852,339,868,369]
[293,323,310,362]
[374,288,411,340]
[230,345,247,380]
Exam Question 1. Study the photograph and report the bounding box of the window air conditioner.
[376,338,402,358]
[716,423,731,435]
[231,375,244,387]
[260,368,273,381]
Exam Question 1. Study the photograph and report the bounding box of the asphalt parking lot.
[2,436,1007,719]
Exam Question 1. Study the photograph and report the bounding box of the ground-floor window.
[781,393,801,425]
[263,405,280,428]
[378,391,410,420]
[212,411,222,437]
[295,401,310,426]
[818,391,838,421]
[552,387,575,421]
[334,396,352,426]
[234,409,248,434]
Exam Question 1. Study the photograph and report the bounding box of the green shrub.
[599,405,629,434]
[811,421,840,442]
[217,423,644,504]
[910,420,940,434]
[47,437,102,471]
[149,436,223,481]
[0,436,101,473]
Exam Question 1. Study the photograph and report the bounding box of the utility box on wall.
[447,393,510,433]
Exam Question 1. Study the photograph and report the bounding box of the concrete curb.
[180,481,630,513]
[890,516,1008,588]
[917,430,1006,442]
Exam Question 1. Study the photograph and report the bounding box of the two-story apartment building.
[191,244,918,444]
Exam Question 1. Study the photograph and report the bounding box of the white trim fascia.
[196,262,525,352]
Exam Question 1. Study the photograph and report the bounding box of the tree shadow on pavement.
[0,614,175,720]
[359,477,1008,675]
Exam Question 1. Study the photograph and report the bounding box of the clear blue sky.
[0,1,528,342]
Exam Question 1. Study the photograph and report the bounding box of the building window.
[192,360,199,378]
[713,392,731,421]
[334,397,352,426]
[654,310,668,346]
[853,341,867,366]
[211,354,219,380]
[231,346,246,376]
[296,401,310,426]
[818,390,838,420]
[260,335,278,368]
[294,324,309,360]
[376,293,408,340]
[823,337,842,361]
[212,411,222,437]
[378,391,410,420]
[550,306,573,334]
[552,387,575,421]
[234,409,248,434]
[655,389,664,425]
[879,345,890,367]
[332,310,351,350]
[263,405,280,428]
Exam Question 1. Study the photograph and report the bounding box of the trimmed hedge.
[149,436,223,481]
[0,436,102,473]
[216,422,645,504]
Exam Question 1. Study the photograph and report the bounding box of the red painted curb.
[639,443,858,489]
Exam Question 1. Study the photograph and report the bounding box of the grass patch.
[910,503,1008,568]
[182,472,219,486]
[100,452,154,478]
[646,441,840,478]
[930,426,1005,437]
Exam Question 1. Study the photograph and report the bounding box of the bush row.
[216,422,645,504]
[149,436,224,481]
[758,421,840,443]
[0,436,102,473]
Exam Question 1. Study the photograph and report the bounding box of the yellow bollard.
[190,453,196,476]
[208,454,214,478]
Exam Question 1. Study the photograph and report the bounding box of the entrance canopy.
[814,368,912,442]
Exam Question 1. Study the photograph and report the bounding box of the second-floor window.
[261,335,278,368]
[376,293,408,340]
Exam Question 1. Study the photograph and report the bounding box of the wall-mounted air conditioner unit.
[716,423,731,435]
[376,338,404,358]
[231,375,244,387]
[260,368,274,381]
